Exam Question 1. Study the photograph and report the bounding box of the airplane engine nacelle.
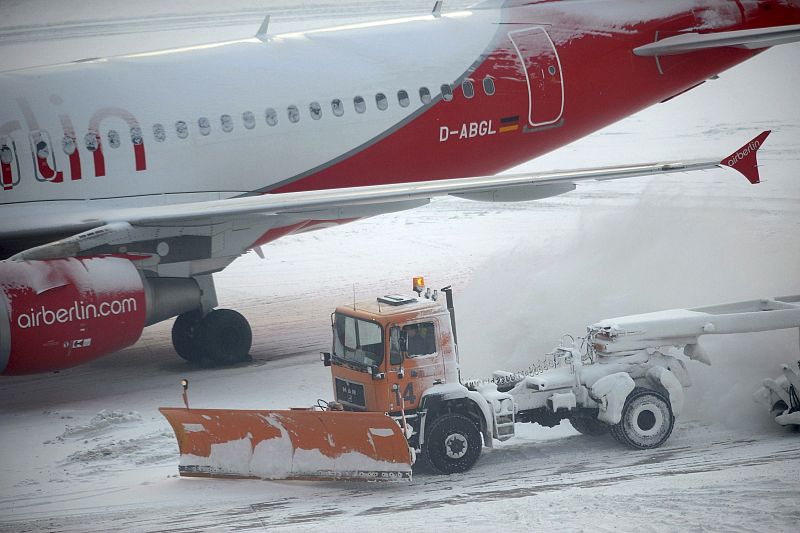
[0,257,147,375]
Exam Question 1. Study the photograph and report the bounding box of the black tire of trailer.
[770,401,800,431]
[569,412,610,436]
[770,400,788,418]
[610,387,675,449]
[423,413,483,475]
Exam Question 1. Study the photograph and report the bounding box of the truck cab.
[324,285,515,474]
[328,294,457,414]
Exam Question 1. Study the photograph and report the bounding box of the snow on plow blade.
[159,408,413,481]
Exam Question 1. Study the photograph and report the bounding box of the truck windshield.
[333,313,384,369]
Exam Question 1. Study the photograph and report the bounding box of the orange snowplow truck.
[321,279,515,473]
[160,278,516,481]
[161,283,800,481]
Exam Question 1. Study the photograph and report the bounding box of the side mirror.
[320,352,331,367]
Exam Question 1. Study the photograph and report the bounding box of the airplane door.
[508,27,564,127]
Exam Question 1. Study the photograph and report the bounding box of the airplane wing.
[10,131,770,263]
[634,24,800,56]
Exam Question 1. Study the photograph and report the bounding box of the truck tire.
[569,412,610,436]
[611,387,674,449]
[423,413,482,474]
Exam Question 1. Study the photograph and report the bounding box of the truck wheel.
[199,309,252,366]
[423,413,482,474]
[172,310,205,363]
[569,412,610,436]
[611,387,674,449]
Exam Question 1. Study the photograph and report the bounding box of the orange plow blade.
[159,408,413,481]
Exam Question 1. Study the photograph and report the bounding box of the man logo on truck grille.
[335,378,365,407]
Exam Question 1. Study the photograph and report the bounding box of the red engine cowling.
[0,257,146,375]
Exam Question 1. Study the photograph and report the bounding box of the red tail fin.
[722,130,771,184]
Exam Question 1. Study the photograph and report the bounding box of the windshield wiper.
[330,353,370,372]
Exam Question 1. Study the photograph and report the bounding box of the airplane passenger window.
[84,132,99,152]
[309,102,322,120]
[375,93,388,111]
[462,80,475,99]
[108,129,121,148]
[130,126,144,145]
[0,144,11,164]
[287,105,300,123]
[36,133,50,159]
[331,99,344,117]
[153,123,166,142]
[441,84,453,102]
[198,117,211,136]
[483,76,495,96]
[243,111,256,130]
[354,96,366,114]
[62,135,76,155]
[397,90,410,108]
[33,135,50,159]
[175,121,189,139]
[419,87,431,104]
[265,108,278,126]
[220,114,234,133]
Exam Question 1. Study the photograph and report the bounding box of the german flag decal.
[499,115,520,133]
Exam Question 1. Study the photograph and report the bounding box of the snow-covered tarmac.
[1,3,799,531]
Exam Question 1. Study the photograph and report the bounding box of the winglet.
[721,130,771,184]
[256,15,270,42]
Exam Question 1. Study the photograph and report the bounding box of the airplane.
[1,0,799,376]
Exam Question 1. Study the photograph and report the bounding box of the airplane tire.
[610,387,674,449]
[198,309,252,366]
[171,310,205,363]
[569,412,610,436]
[423,413,482,474]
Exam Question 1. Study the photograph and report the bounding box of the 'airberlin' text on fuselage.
[0,99,148,192]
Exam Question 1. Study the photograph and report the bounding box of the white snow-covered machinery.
[492,295,800,448]
[754,360,800,427]
[161,285,800,482]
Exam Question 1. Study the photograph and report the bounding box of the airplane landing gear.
[172,310,204,363]
[172,309,252,366]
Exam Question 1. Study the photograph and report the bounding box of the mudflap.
[159,408,413,482]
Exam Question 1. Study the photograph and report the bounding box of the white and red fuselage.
[1,0,798,375]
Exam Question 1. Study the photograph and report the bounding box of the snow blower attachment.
[754,361,800,427]
[160,406,413,481]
